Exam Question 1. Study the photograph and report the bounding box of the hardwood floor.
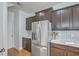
[18,49,31,56]
[8,48,31,56]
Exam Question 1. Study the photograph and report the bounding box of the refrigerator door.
[40,20,50,46]
[32,22,41,45]
[32,20,51,46]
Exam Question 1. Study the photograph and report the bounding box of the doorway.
[7,11,14,49]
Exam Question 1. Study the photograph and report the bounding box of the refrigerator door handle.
[32,32,36,40]
[39,23,41,43]
[32,32,34,40]
[32,32,33,40]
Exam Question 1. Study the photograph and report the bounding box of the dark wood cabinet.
[26,17,32,30]
[51,47,66,56]
[52,7,73,30]
[61,8,73,30]
[52,10,61,30]
[73,5,79,29]
[50,43,79,56]
[35,8,53,22]
[51,4,79,30]
[22,38,31,52]
[67,52,79,56]
[32,16,37,22]
[26,16,36,30]
[66,46,79,56]
[50,43,66,56]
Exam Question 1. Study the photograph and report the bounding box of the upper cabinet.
[73,5,79,29]
[52,7,72,30]
[26,16,36,30]
[26,4,79,30]
[61,8,73,30]
[26,17,32,30]
[52,10,61,30]
[31,16,37,22]
[35,7,53,22]
[26,8,53,30]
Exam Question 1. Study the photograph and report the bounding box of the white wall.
[0,2,4,51]
[19,10,35,49]
[0,2,7,56]
[3,2,7,50]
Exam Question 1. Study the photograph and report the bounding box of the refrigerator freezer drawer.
[32,44,47,56]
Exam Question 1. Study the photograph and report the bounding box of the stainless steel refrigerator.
[32,20,52,56]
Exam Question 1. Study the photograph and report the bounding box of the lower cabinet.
[67,46,79,56]
[67,51,79,56]
[51,47,66,56]
[22,37,31,52]
[50,43,79,56]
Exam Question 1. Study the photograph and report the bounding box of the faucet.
[52,32,58,40]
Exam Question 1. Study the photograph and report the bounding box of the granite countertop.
[51,40,79,48]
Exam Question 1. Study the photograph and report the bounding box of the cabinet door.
[26,18,29,30]
[35,8,52,21]
[66,46,79,56]
[29,19,32,30]
[67,52,79,56]
[54,10,61,30]
[50,47,66,56]
[26,18,32,30]
[22,39,27,49]
[28,39,31,52]
[61,8,72,30]
[73,5,79,29]
[51,12,55,30]
[22,38,31,52]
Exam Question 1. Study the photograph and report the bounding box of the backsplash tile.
[52,31,79,43]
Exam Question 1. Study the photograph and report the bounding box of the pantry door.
[7,11,15,49]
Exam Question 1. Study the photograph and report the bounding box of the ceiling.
[10,2,79,13]
[11,2,62,13]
